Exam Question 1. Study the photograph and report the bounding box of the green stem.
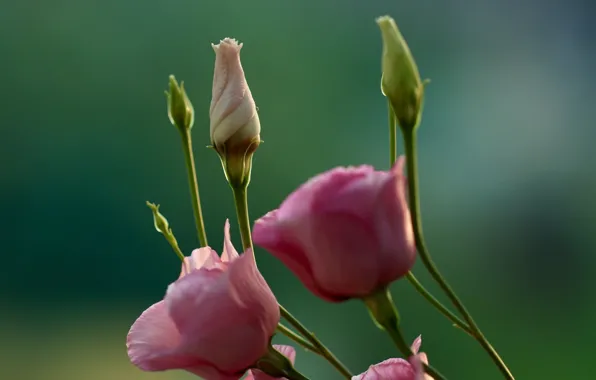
[165,235,186,263]
[387,104,473,337]
[231,185,253,251]
[402,128,514,380]
[284,370,310,380]
[180,129,209,247]
[230,185,352,379]
[389,100,398,166]
[405,272,474,337]
[279,305,353,379]
[364,289,446,380]
[276,324,319,354]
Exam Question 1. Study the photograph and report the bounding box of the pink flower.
[127,220,280,380]
[252,156,415,301]
[352,336,432,380]
[245,345,297,380]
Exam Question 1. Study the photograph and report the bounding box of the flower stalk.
[402,128,514,380]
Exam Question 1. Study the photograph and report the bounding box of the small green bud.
[146,201,170,235]
[146,201,186,262]
[376,16,425,131]
[166,75,195,132]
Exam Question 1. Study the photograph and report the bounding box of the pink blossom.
[352,336,432,380]
[252,156,415,301]
[127,220,280,380]
[245,345,297,380]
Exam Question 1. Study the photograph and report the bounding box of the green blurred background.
[2,0,595,379]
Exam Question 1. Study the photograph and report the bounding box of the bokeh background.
[2,0,595,379]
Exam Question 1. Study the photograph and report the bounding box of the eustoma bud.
[253,156,416,302]
[376,16,425,131]
[210,38,261,188]
[146,201,170,235]
[166,75,195,132]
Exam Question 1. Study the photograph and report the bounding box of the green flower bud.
[146,201,170,235]
[166,75,195,132]
[376,16,425,131]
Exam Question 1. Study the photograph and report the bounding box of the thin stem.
[165,236,185,263]
[279,306,353,379]
[402,128,514,380]
[231,185,253,251]
[405,272,474,337]
[180,130,209,247]
[285,370,310,380]
[230,185,353,379]
[276,324,319,354]
[387,104,473,337]
[389,100,398,166]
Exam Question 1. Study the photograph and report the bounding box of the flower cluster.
[126,14,514,380]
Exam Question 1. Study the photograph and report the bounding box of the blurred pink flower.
[253,156,415,301]
[127,220,280,380]
[352,336,432,380]
[245,345,297,380]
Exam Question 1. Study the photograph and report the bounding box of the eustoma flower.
[245,345,297,380]
[352,336,432,380]
[253,156,416,301]
[127,221,280,380]
[210,37,261,187]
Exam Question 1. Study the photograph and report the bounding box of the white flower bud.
[210,38,261,187]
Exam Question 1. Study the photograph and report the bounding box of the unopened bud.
[146,201,187,262]
[210,38,261,188]
[166,75,195,132]
[376,16,425,130]
[146,201,171,235]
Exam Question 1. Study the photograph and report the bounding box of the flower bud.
[376,16,425,131]
[166,75,195,132]
[253,157,416,302]
[146,201,170,235]
[210,38,261,188]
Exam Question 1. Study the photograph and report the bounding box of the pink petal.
[253,211,327,300]
[165,253,278,372]
[409,354,433,380]
[276,166,376,222]
[126,301,192,371]
[311,166,387,217]
[306,212,381,297]
[353,358,416,380]
[222,219,240,262]
[245,345,297,380]
[180,247,222,278]
[410,335,422,354]
[210,38,245,127]
[227,249,280,329]
[272,345,296,365]
[375,158,416,285]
